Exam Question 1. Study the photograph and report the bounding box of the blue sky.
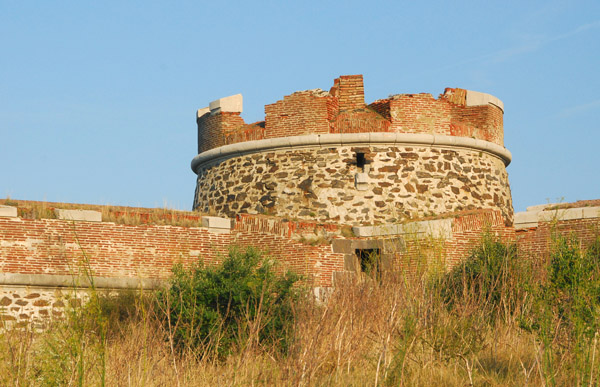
[1,1,598,212]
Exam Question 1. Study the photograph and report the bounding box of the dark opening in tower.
[356,152,365,171]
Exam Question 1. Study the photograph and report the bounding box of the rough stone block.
[331,239,353,254]
[55,209,102,222]
[0,205,17,217]
[344,254,357,271]
[209,94,243,113]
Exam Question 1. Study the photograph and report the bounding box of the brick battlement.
[196,75,505,154]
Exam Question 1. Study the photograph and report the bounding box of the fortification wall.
[194,144,512,226]
[0,203,348,325]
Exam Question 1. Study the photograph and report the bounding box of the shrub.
[537,234,600,340]
[156,247,301,358]
[439,234,528,322]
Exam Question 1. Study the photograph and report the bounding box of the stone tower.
[192,75,513,226]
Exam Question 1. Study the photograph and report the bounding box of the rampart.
[0,200,520,327]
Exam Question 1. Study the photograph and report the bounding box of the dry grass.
[0,274,557,386]
[3,235,600,385]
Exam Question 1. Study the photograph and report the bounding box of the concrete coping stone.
[208,94,243,113]
[197,107,210,118]
[191,132,512,173]
[201,216,231,230]
[0,205,17,218]
[466,90,504,112]
[514,206,600,230]
[0,272,162,290]
[55,209,102,222]
[353,218,453,239]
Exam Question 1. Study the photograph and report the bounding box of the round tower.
[191,75,513,226]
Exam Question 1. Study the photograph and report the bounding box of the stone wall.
[193,144,513,226]
[0,286,68,329]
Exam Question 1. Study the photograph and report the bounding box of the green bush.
[156,247,301,358]
[539,234,600,340]
[439,234,528,321]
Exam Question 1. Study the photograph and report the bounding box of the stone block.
[201,216,231,230]
[538,208,584,222]
[331,239,353,254]
[54,209,102,222]
[406,218,453,239]
[352,225,374,237]
[0,205,17,217]
[465,90,504,112]
[355,173,369,191]
[582,206,600,219]
[196,107,210,118]
[514,211,539,225]
[344,254,358,271]
[209,94,243,113]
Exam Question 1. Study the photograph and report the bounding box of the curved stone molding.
[192,132,512,173]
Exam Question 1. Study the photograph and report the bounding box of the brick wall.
[264,90,332,137]
[330,75,365,111]
[517,218,600,259]
[197,111,246,154]
[0,210,347,288]
[383,210,516,274]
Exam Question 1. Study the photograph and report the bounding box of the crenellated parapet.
[196,75,506,155]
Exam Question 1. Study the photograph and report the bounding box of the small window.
[356,153,365,170]
[356,248,381,279]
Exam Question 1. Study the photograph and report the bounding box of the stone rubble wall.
[193,145,513,226]
[0,286,68,329]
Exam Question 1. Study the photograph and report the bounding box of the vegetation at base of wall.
[2,235,600,385]
[155,248,301,359]
[439,233,531,323]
